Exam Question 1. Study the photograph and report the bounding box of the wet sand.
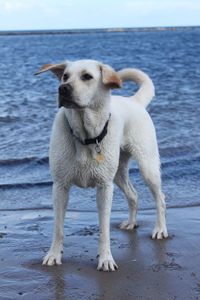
[0,206,200,300]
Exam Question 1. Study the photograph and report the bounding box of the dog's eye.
[63,73,69,81]
[81,73,93,81]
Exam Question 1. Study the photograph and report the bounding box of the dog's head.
[35,60,122,109]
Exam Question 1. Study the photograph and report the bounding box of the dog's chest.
[71,144,109,188]
[50,109,120,188]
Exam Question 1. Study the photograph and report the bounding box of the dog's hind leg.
[114,153,138,230]
[42,183,69,266]
[137,156,168,239]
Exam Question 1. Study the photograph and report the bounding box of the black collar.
[69,113,111,146]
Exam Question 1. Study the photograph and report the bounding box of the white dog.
[35,59,168,272]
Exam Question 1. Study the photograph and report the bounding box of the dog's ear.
[100,64,122,89]
[34,63,66,80]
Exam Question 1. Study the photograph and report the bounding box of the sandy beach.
[0,206,200,300]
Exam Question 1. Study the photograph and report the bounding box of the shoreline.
[0,26,199,36]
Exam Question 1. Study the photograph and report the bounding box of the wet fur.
[36,59,168,271]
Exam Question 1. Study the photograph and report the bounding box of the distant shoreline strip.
[0,26,200,36]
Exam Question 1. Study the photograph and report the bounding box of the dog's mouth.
[58,96,86,109]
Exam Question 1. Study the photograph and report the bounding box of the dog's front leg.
[96,183,118,271]
[43,183,69,266]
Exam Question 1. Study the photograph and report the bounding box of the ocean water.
[0,28,200,212]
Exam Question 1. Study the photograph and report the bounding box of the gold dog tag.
[96,152,105,162]
[95,140,105,163]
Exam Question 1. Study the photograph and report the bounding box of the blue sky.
[0,0,200,30]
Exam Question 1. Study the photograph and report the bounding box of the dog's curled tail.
[117,68,155,108]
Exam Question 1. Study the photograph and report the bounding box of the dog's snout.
[59,84,73,96]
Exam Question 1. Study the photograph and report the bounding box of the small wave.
[0,180,52,189]
[0,156,49,166]
[128,154,200,180]
[1,154,199,190]
[161,154,200,168]
[0,115,20,123]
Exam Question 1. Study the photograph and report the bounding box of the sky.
[0,0,200,31]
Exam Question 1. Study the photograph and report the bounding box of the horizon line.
[0,25,199,36]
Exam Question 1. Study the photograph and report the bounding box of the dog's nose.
[59,84,73,96]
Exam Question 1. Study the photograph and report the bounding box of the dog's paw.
[42,251,62,266]
[120,220,137,230]
[152,226,168,240]
[97,255,118,272]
